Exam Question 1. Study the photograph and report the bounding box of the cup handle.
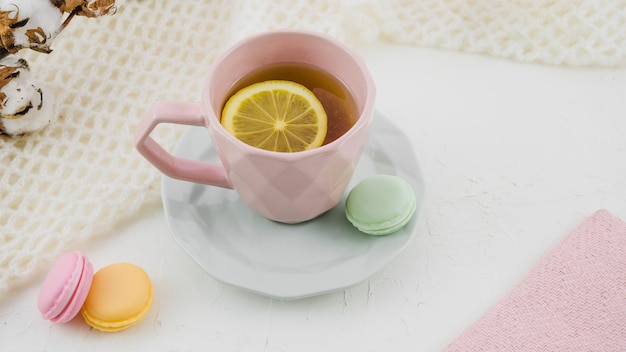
[134,101,233,189]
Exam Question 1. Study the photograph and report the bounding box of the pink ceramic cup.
[134,29,376,223]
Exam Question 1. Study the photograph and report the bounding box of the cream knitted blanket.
[1,0,625,295]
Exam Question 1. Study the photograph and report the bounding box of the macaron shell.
[358,197,416,235]
[51,258,93,323]
[345,175,417,235]
[37,251,93,323]
[81,263,153,332]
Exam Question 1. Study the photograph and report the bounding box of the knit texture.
[1,0,626,295]
[444,209,626,352]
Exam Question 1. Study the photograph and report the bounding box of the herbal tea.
[223,62,358,146]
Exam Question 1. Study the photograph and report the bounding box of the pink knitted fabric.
[444,209,626,351]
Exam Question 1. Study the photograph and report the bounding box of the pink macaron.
[37,251,94,323]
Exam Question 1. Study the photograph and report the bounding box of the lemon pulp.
[221,80,328,152]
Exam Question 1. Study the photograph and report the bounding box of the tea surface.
[224,62,358,145]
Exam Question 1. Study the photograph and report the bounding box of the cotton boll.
[76,0,124,17]
[0,0,64,54]
[0,55,55,136]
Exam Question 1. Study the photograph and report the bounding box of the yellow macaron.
[81,263,153,332]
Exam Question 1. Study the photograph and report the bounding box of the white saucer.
[162,111,425,300]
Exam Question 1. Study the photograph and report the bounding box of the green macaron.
[345,175,416,235]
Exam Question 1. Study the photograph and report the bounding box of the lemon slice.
[221,80,328,152]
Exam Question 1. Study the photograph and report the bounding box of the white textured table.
[2,41,625,352]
